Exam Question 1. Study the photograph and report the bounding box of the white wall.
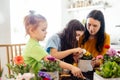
[10,0,62,47]
[0,0,11,43]
[105,1,120,44]
[61,0,74,28]
[0,0,11,79]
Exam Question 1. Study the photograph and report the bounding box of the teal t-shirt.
[45,34,61,53]
[23,38,48,73]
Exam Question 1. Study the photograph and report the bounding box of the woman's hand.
[91,57,96,68]
[91,57,101,68]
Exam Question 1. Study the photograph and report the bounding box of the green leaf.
[96,61,120,78]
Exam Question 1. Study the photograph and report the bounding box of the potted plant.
[94,45,120,80]
[78,49,93,72]
[38,56,62,80]
[6,56,34,80]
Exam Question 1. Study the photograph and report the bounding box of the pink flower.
[47,56,56,61]
[96,55,103,60]
[106,48,117,57]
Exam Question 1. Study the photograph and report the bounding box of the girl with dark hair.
[45,19,85,65]
[78,10,110,80]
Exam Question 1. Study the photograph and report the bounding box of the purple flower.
[47,56,56,61]
[106,48,117,57]
[38,71,52,80]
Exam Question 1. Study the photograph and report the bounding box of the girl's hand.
[72,47,83,54]
[73,48,86,59]
[73,47,85,55]
[71,66,86,79]
[73,54,79,63]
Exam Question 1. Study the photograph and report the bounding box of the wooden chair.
[0,43,26,74]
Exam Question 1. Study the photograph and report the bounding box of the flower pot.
[78,59,93,72]
[16,73,35,80]
[94,72,120,80]
[46,71,59,80]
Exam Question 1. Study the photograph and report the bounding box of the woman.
[78,10,110,80]
[79,10,110,58]
[45,19,85,65]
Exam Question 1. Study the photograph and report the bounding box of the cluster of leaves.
[7,63,31,75]
[104,54,120,65]
[96,61,120,78]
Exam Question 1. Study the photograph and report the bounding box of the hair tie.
[29,10,35,15]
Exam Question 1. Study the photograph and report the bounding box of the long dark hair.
[82,10,105,52]
[58,19,85,64]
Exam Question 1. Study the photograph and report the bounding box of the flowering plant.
[96,45,120,78]
[102,45,120,64]
[40,56,62,72]
[6,56,33,79]
[80,50,93,60]
[38,71,52,80]
[38,56,61,80]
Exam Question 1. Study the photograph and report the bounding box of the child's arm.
[50,47,84,59]
[43,55,85,79]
